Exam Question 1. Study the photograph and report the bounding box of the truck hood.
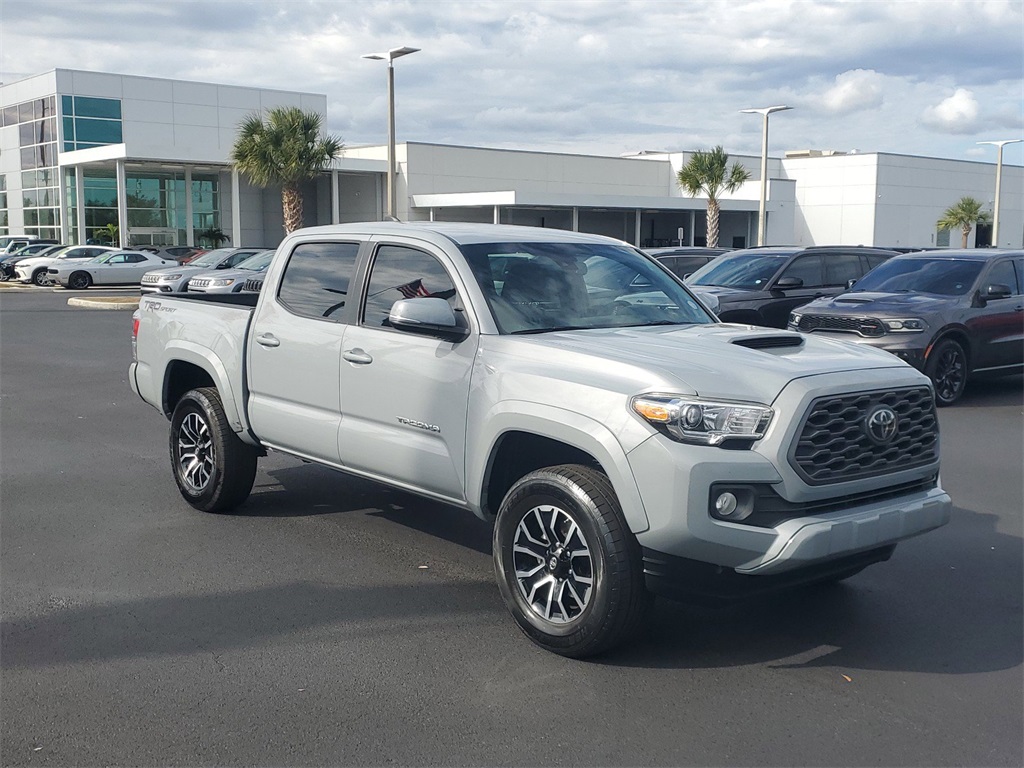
[498,323,907,404]
[801,291,956,314]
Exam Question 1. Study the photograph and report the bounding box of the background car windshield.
[851,258,984,296]
[688,250,790,289]
[236,251,275,271]
[90,253,117,264]
[188,249,234,267]
[460,242,714,334]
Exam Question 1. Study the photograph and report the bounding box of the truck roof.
[284,221,631,247]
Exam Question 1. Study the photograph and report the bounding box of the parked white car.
[49,250,177,289]
[140,247,267,294]
[187,249,275,294]
[14,245,118,286]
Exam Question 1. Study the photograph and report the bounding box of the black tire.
[31,269,49,286]
[926,338,968,406]
[169,387,258,512]
[68,271,92,290]
[493,464,649,658]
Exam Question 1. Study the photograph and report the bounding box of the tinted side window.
[277,241,359,320]
[662,256,711,278]
[781,255,824,287]
[865,254,890,270]
[1015,260,1024,295]
[823,253,863,286]
[986,261,1018,295]
[362,245,458,328]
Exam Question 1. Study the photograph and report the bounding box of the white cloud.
[821,69,885,114]
[921,88,981,134]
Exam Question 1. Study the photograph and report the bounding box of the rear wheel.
[493,464,649,658]
[926,338,968,406]
[169,387,258,512]
[68,271,92,290]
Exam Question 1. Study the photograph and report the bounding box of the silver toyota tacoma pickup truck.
[130,222,952,657]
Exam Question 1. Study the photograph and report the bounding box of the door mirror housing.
[774,276,804,289]
[846,278,858,289]
[389,297,469,341]
[981,283,1013,302]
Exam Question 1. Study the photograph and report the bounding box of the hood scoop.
[730,333,805,350]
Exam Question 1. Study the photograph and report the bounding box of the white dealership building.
[1,68,1020,250]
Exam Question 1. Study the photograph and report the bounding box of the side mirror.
[774,276,804,289]
[980,283,1013,302]
[389,297,469,341]
[216,263,230,269]
[846,278,857,289]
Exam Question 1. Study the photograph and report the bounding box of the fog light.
[715,492,738,517]
[710,486,755,521]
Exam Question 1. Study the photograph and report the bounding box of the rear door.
[247,240,362,463]
[337,239,477,501]
[762,254,826,327]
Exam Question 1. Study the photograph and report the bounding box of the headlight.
[882,318,926,333]
[789,312,802,326]
[159,273,183,281]
[208,278,235,287]
[631,394,774,446]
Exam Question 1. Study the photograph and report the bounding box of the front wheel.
[169,387,258,512]
[68,271,92,290]
[926,338,968,406]
[493,464,649,658]
[31,269,49,286]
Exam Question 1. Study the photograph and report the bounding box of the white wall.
[781,154,879,246]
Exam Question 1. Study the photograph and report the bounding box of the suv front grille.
[190,278,211,288]
[141,274,161,284]
[797,315,884,337]
[242,277,264,293]
[790,387,938,485]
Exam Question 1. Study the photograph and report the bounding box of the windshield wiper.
[617,320,693,328]
[511,325,593,335]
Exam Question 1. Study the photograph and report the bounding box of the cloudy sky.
[2,0,1021,164]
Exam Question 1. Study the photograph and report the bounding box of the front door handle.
[343,348,373,365]
[255,333,280,348]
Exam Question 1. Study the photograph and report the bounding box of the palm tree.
[93,223,119,246]
[231,107,343,234]
[197,227,228,249]
[936,196,991,248]
[677,146,751,248]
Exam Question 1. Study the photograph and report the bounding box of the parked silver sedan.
[140,247,267,294]
[187,249,275,294]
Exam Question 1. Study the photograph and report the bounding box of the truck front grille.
[797,315,885,337]
[790,386,938,485]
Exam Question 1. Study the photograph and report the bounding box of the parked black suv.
[686,246,899,328]
[788,249,1024,405]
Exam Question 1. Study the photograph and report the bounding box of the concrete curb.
[67,297,140,311]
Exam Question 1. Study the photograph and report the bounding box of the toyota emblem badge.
[866,405,899,444]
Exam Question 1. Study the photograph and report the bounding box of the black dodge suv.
[788,249,1024,405]
[686,246,898,328]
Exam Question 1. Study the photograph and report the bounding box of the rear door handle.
[255,333,280,348]
[343,348,373,365]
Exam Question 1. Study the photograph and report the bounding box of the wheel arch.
[926,325,973,371]
[471,406,650,534]
[159,342,250,439]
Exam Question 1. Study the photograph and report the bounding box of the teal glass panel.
[82,186,116,207]
[73,97,121,119]
[64,142,75,152]
[73,118,122,144]
[62,116,74,142]
[61,95,73,115]
[38,208,56,225]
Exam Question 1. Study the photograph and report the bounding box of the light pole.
[362,45,420,220]
[977,139,1022,247]
[741,105,792,246]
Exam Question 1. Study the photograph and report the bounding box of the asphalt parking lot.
[2,288,1022,767]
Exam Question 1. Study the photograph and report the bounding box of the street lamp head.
[977,139,1023,148]
[361,53,386,61]
[741,105,793,116]
[388,46,421,60]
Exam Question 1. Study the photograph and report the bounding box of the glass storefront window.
[74,118,122,144]
[72,97,122,119]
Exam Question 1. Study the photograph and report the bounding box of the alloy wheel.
[512,504,594,624]
[934,346,965,403]
[177,412,215,493]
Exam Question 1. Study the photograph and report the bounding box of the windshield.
[851,258,984,296]
[90,253,117,264]
[236,251,275,271]
[460,242,715,334]
[188,248,235,268]
[687,250,793,289]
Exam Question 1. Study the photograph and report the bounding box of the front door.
[763,254,829,327]
[247,240,361,463]
[967,258,1024,372]
[337,241,477,501]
